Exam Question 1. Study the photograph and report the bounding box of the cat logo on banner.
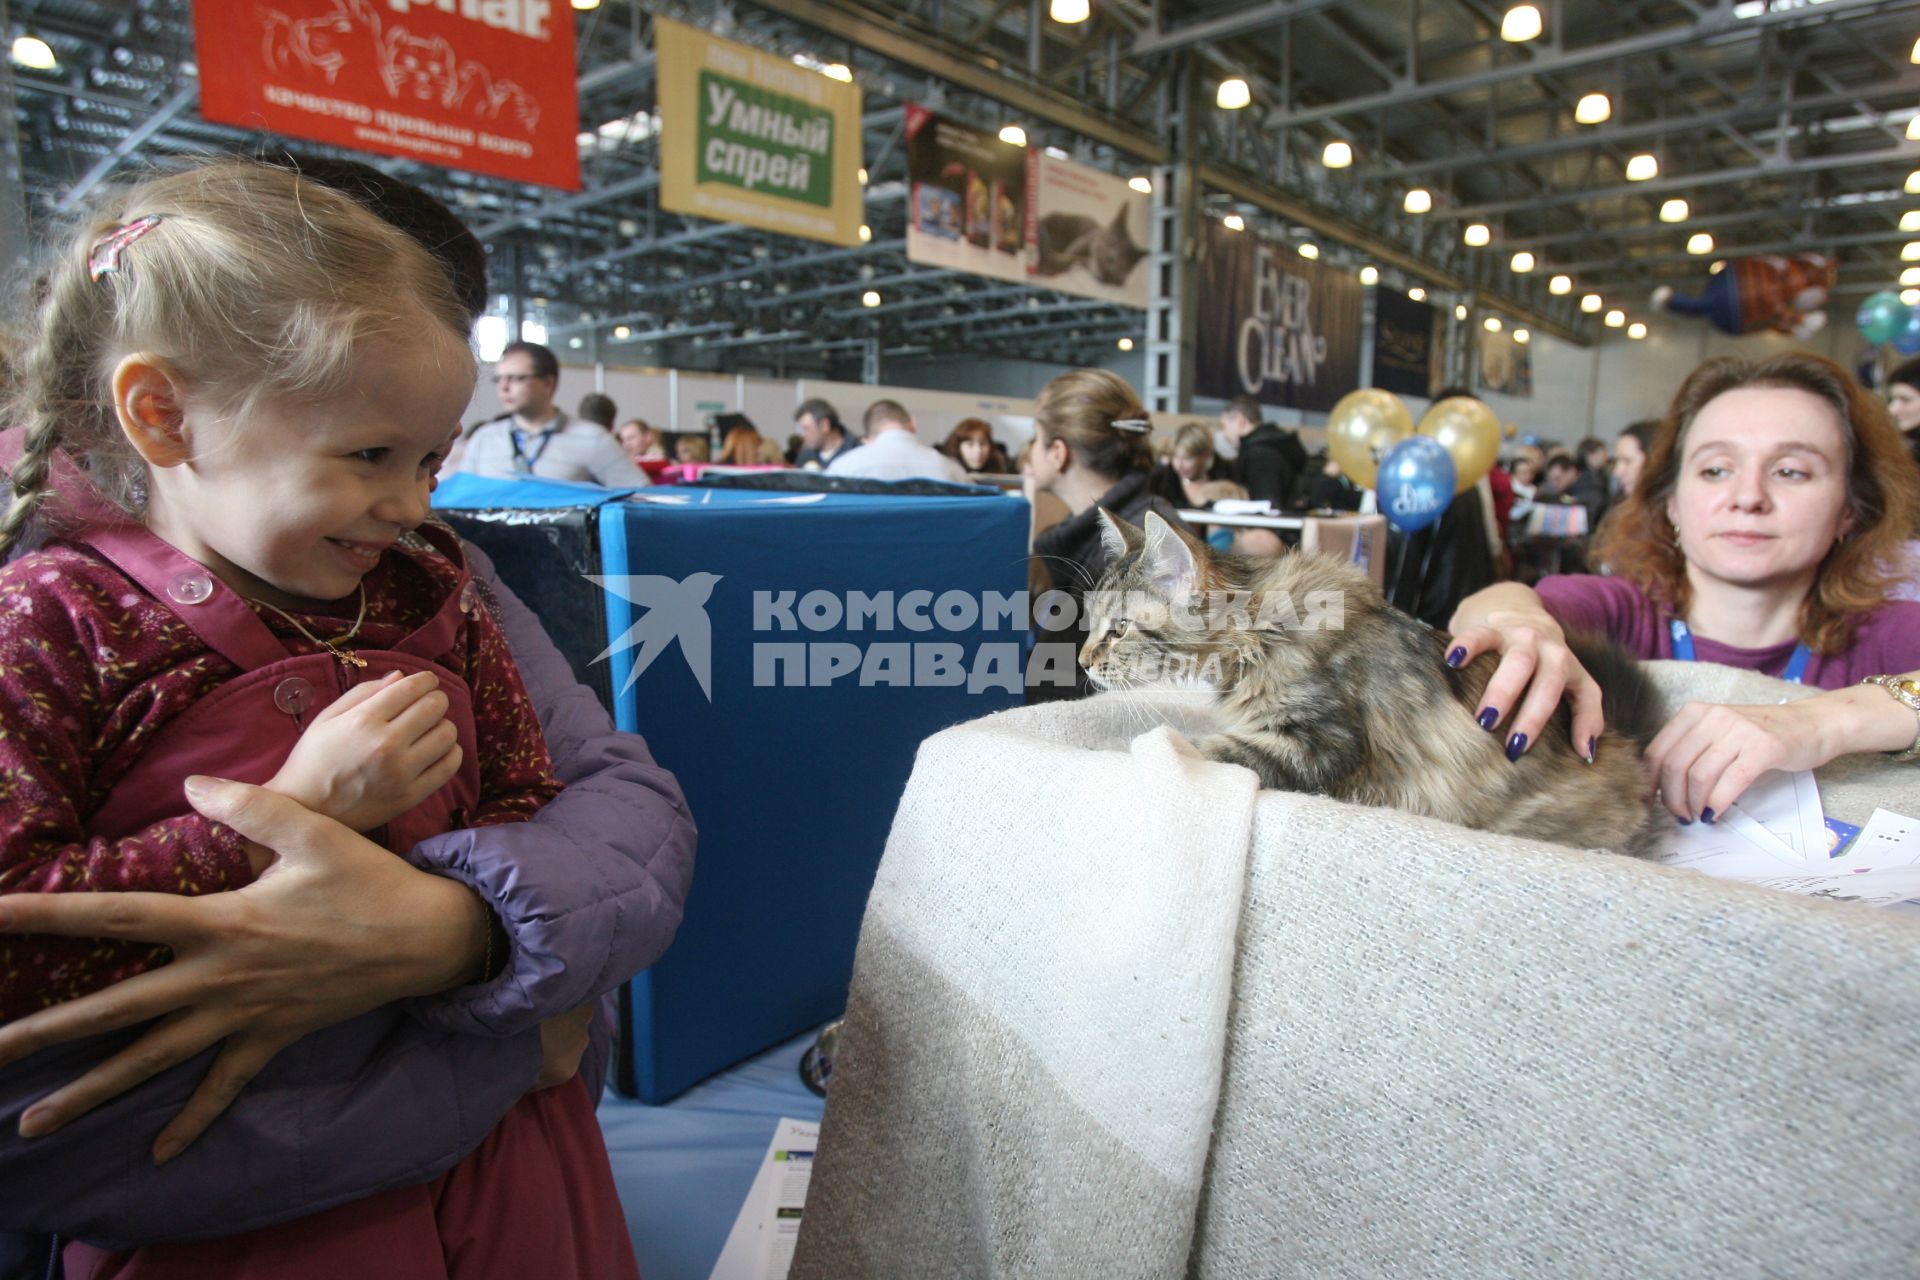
[194,0,580,189]
[655,16,865,247]
[904,106,1150,309]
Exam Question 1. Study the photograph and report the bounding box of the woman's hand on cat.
[1446,605,1605,762]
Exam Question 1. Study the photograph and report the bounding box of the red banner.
[194,0,579,190]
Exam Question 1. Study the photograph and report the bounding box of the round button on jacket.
[165,571,214,605]
[273,676,314,716]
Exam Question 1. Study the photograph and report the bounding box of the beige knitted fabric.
[793,667,1920,1279]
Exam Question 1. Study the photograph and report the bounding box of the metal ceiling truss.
[12,0,1920,386]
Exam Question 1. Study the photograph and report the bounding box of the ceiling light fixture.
[1625,153,1659,181]
[1514,328,1531,345]
[1581,293,1604,313]
[1464,223,1491,246]
[1118,337,1134,351]
[1484,316,1503,332]
[1129,176,1153,194]
[1627,322,1648,339]
[1510,251,1535,272]
[1404,188,1433,214]
[1605,309,1626,327]
[1050,0,1090,22]
[1903,211,1920,231]
[1359,265,1379,285]
[1409,287,1427,301]
[1903,267,1920,286]
[1322,140,1353,168]
[862,290,882,308]
[1217,78,1251,110]
[1500,4,1543,42]
[1455,303,1469,321]
[821,63,853,82]
[1223,213,1246,231]
[1299,242,1320,259]
[1574,92,1611,125]
[613,325,632,339]
[1659,199,1689,223]
[10,35,55,69]
[1549,274,1572,295]
[571,0,598,10]
[1906,170,1920,194]
[1687,232,1714,255]
[998,124,1027,147]
[1906,289,1920,306]
[858,224,872,242]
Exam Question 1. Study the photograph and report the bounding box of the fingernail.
[1505,732,1528,761]
[1677,815,1694,827]
[183,775,213,799]
[1476,707,1499,730]
[1700,807,1716,825]
[1586,736,1597,764]
[1445,646,1467,668]
[18,1107,54,1138]
[152,1139,183,1165]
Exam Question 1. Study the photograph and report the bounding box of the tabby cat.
[1082,511,1662,856]
[1035,207,1148,286]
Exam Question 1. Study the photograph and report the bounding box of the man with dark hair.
[577,393,618,431]
[826,399,966,482]
[794,397,858,470]
[452,341,650,487]
[1220,394,1308,509]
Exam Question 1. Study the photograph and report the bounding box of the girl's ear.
[110,354,190,468]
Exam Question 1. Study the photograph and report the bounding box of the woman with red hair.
[1449,352,1920,822]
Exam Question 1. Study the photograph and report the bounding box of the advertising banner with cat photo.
[1370,289,1436,398]
[1028,152,1149,309]
[1477,327,1533,398]
[193,0,579,188]
[1194,221,1363,412]
[656,17,865,247]
[905,105,1030,285]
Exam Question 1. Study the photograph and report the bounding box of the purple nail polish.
[1476,707,1499,730]
[1586,735,1597,761]
[1677,816,1693,827]
[1445,646,1467,668]
[1700,807,1715,824]
[1505,732,1528,761]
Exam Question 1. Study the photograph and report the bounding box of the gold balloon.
[1504,421,1518,440]
[1418,396,1502,494]
[1326,389,1413,490]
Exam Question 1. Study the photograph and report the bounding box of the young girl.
[0,160,637,1277]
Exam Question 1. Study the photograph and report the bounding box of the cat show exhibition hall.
[7,0,1920,1276]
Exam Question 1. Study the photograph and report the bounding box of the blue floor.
[597,1029,827,1280]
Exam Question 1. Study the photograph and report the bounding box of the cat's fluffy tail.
[1567,630,1663,745]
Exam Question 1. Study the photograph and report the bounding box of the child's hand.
[533,1004,597,1091]
[265,671,462,834]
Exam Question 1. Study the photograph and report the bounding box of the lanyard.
[510,427,555,475]
[1668,618,1810,684]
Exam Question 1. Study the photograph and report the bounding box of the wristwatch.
[1861,674,1920,762]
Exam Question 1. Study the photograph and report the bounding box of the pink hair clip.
[87,215,164,281]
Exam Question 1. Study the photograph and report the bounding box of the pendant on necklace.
[325,643,369,670]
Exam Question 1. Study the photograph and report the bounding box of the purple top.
[1535,574,1920,690]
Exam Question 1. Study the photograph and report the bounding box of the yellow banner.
[656,17,864,247]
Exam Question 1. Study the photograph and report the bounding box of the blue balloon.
[1377,436,1456,534]
[1893,305,1920,356]
[1858,290,1908,345]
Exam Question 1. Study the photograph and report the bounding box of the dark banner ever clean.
[1195,221,1362,412]
[1371,289,1436,399]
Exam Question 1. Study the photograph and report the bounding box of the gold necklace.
[251,585,369,669]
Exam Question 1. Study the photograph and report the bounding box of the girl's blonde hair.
[1033,368,1153,479]
[2,159,474,558]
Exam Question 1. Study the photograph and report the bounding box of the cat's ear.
[1097,507,1142,560]
[1140,512,1203,598]
[1110,203,1129,231]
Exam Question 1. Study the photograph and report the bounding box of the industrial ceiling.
[7,0,1920,383]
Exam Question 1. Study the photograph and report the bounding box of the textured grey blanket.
[794,664,1920,1279]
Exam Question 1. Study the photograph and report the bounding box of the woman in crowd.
[1611,420,1654,500]
[1885,355,1920,468]
[940,418,1011,475]
[1448,352,1920,824]
[1025,369,1191,702]
[717,425,767,466]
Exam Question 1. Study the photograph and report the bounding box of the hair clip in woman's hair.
[1111,418,1151,434]
[88,215,164,281]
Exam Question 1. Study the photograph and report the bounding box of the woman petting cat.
[1024,369,1192,703]
[1449,352,1920,825]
